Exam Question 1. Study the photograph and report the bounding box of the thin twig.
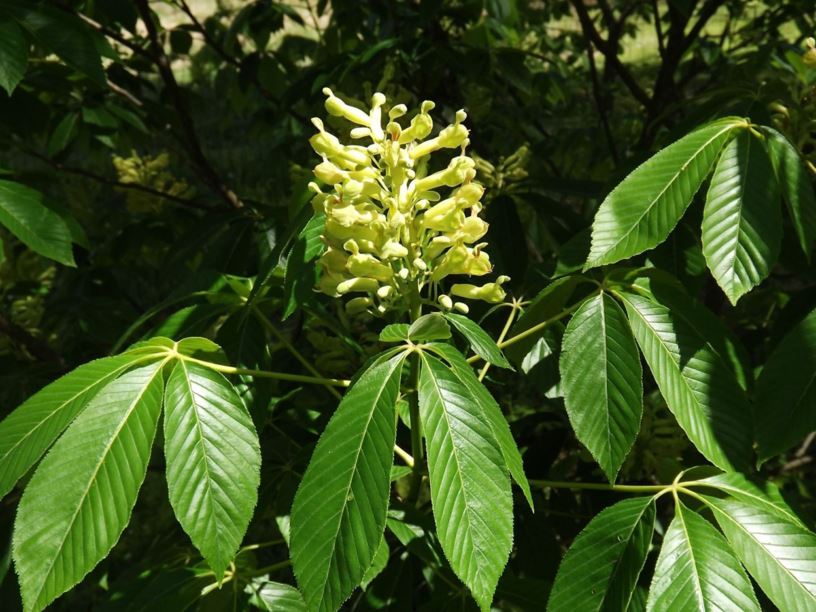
[134,0,244,210]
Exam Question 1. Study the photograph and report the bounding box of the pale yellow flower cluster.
[308,88,508,317]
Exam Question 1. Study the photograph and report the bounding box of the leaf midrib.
[617,292,731,470]
[421,354,491,595]
[708,501,816,603]
[313,355,402,610]
[29,362,163,608]
[591,122,739,265]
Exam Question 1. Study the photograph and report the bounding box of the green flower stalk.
[309,88,508,317]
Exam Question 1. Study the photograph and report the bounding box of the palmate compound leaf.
[418,353,513,611]
[0,351,162,500]
[754,306,816,460]
[424,342,533,509]
[703,496,816,611]
[701,131,782,304]
[290,352,405,612]
[559,293,643,482]
[617,291,752,471]
[547,496,655,612]
[13,362,165,612]
[163,361,261,579]
[585,118,745,269]
[646,501,759,611]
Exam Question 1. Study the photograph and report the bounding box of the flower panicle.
[308,89,509,317]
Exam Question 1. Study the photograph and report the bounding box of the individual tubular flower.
[308,89,509,317]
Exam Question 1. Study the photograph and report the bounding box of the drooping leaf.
[701,131,781,304]
[754,307,816,460]
[443,312,512,369]
[0,352,159,499]
[0,17,27,95]
[7,1,105,85]
[0,180,76,266]
[618,291,752,471]
[425,342,533,509]
[418,353,512,611]
[646,501,759,611]
[761,126,816,259]
[246,579,307,612]
[407,313,451,342]
[704,496,816,611]
[560,293,643,482]
[290,354,405,612]
[586,118,744,268]
[163,361,261,578]
[548,496,654,612]
[13,363,165,612]
[282,212,324,319]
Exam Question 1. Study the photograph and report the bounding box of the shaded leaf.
[754,307,816,460]
[408,313,451,342]
[701,131,781,304]
[0,180,76,266]
[246,579,307,612]
[379,324,409,343]
[618,291,752,471]
[761,126,816,259]
[548,496,654,612]
[0,18,27,95]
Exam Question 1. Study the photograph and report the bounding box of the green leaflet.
[548,496,654,612]
[0,180,78,266]
[755,306,816,460]
[696,472,804,528]
[360,537,389,590]
[443,312,512,369]
[163,361,261,578]
[0,352,160,500]
[13,362,165,612]
[246,579,308,612]
[703,496,816,611]
[283,212,325,319]
[646,501,759,611]
[408,313,452,341]
[618,291,752,471]
[425,342,533,509]
[761,126,816,260]
[701,131,782,304]
[0,17,27,95]
[586,118,744,269]
[290,353,405,612]
[418,353,512,611]
[560,293,643,482]
[379,323,409,342]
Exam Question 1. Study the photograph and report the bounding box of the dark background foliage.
[1,0,814,609]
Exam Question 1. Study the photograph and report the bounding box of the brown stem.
[134,0,244,210]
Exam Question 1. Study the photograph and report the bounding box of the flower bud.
[451,275,509,303]
[348,254,393,281]
[438,294,453,310]
[345,296,372,314]
[337,277,380,295]
[453,302,469,314]
[323,88,370,126]
[377,285,394,299]
[413,157,475,192]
